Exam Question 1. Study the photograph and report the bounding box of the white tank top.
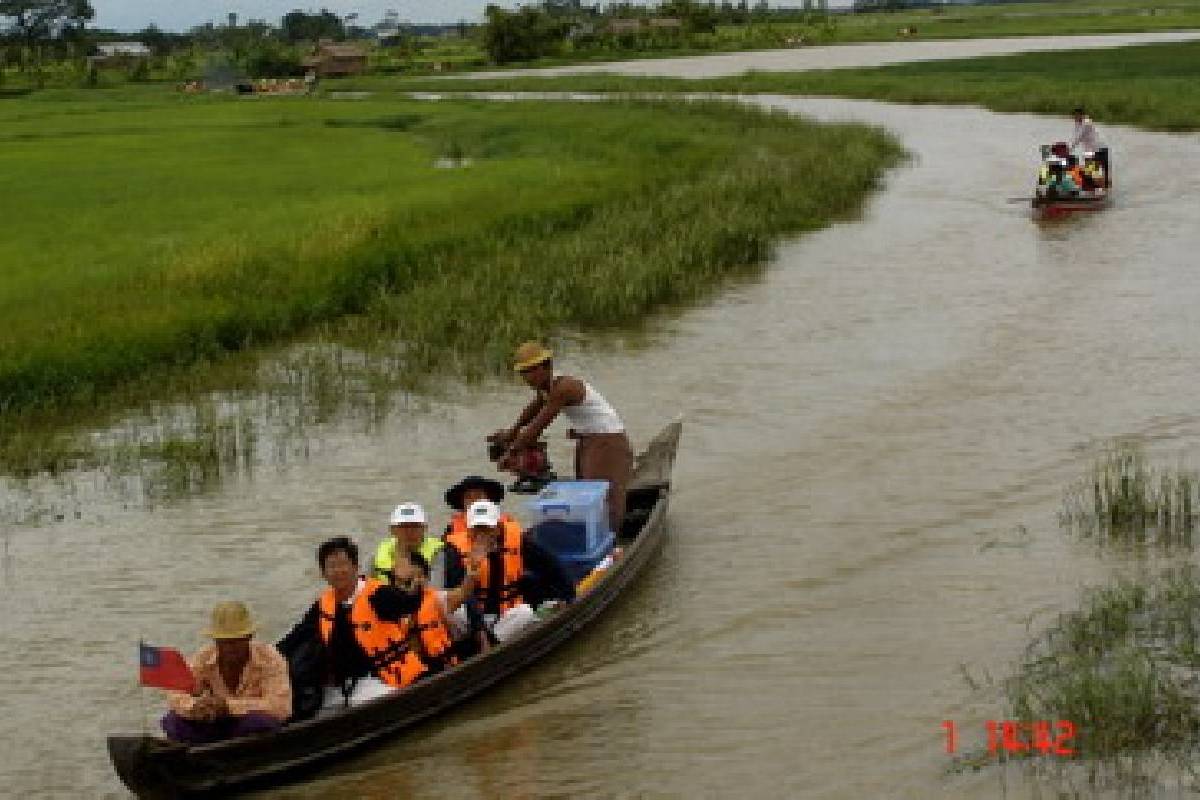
[554,377,624,435]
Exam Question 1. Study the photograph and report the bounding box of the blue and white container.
[526,480,613,581]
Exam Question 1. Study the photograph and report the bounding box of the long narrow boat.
[108,421,681,799]
[1030,145,1114,220]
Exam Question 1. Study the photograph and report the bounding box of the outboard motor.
[487,438,557,494]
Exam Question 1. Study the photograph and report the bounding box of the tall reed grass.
[1061,442,1200,545]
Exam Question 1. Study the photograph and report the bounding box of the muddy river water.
[4,56,1200,800]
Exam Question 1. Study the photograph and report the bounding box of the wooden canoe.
[1031,191,1112,219]
[108,421,681,799]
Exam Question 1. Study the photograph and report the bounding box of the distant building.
[90,42,152,68]
[647,17,683,29]
[607,18,643,34]
[95,42,152,59]
[374,26,403,44]
[301,41,368,77]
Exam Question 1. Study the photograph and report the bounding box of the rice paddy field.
[0,87,901,468]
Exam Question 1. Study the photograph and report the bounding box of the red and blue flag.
[139,641,195,692]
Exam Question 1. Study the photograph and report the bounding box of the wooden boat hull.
[1032,193,1111,219]
[109,421,682,799]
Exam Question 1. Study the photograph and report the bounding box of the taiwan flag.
[139,641,195,693]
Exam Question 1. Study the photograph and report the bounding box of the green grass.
[1004,567,1200,763]
[378,39,1200,133]
[0,85,901,473]
[376,0,1200,71]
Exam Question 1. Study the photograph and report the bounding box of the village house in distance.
[301,40,368,77]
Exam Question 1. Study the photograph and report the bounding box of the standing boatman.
[1070,107,1100,152]
[495,341,633,533]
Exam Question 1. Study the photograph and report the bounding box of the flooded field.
[3,89,1200,797]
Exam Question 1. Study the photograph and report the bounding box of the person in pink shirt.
[161,601,292,744]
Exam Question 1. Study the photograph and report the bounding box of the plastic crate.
[525,480,610,554]
[551,530,615,584]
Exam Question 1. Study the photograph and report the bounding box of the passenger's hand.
[191,695,217,721]
[464,557,483,583]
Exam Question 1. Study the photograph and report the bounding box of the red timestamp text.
[942,720,1077,756]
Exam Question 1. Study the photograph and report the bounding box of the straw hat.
[513,341,553,372]
[204,601,257,639]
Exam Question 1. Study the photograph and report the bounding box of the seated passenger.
[161,601,291,744]
[373,502,445,586]
[1043,159,1078,198]
[277,537,448,711]
[444,500,576,643]
[443,475,520,538]
[1082,152,1106,190]
[390,547,480,657]
[1066,155,1086,190]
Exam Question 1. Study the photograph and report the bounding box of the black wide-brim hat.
[445,475,506,511]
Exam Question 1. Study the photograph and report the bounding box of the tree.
[481,5,566,64]
[0,0,93,44]
[280,9,345,43]
[660,0,718,34]
[137,23,171,56]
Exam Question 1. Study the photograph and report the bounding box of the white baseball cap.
[466,500,501,529]
[389,502,426,526]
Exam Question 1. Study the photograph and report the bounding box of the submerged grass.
[1061,441,1200,545]
[383,39,1200,133]
[1006,567,1200,762]
[0,87,902,479]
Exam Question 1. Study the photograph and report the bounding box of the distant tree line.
[0,6,373,85]
[482,0,836,64]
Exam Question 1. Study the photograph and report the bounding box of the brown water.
[3,96,1200,799]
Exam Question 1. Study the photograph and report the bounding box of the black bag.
[285,635,326,723]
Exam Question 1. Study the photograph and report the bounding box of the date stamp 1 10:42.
[942,720,1077,757]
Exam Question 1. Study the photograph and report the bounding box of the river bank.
[385,38,1200,132]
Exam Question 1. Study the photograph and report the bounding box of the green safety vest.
[372,536,444,581]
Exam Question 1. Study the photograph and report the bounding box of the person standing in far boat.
[161,602,291,744]
[1071,107,1102,155]
[372,502,446,587]
[495,341,633,533]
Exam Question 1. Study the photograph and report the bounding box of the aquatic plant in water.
[1060,441,1199,546]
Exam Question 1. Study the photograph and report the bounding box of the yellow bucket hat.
[204,601,257,639]
[513,341,553,372]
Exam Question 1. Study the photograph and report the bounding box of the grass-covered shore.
[0,87,901,465]
[383,39,1200,133]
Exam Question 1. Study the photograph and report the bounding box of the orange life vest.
[318,579,455,689]
[445,517,524,613]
